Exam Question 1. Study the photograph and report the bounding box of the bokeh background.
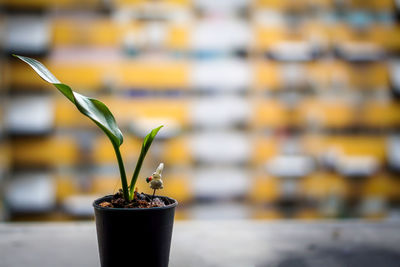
[0,0,400,221]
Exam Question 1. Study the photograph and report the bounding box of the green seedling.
[14,55,162,202]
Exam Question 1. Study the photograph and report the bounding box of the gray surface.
[1,220,400,267]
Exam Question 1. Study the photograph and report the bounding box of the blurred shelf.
[11,136,80,167]
[118,59,189,89]
[190,95,250,128]
[362,100,400,128]
[251,136,280,165]
[300,172,349,201]
[295,98,356,129]
[3,15,50,56]
[5,95,54,135]
[91,135,141,165]
[252,99,289,128]
[5,172,56,213]
[302,134,387,162]
[190,131,251,164]
[254,61,281,90]
[248,175,280,204]
[254,0,333,10]
[362,174,400,201]
[0,141,11,173]
[1,0,103,10]
[2,0,400,221]
[191,58,251,91]
[104,97,189,125]
[52,18,189,50]
[6,60,54,89]
[52,18,121,47]
[54,97,94,128]
[251,207,283,220]
[161,137,192,166]
[55,175,81,203]
[161,173,193,204]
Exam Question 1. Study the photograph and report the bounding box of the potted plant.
[14,55,178,267]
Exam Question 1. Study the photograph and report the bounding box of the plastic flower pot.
[93,195,178,267]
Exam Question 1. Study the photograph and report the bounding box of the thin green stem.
[151,188,156,206]
[113,144,129,201]
[129,153,145,200]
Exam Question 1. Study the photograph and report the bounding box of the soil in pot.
[99,190,167,208]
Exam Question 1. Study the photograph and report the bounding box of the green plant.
[14,55,162,202]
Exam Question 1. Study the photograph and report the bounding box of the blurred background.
[0,0,400,222]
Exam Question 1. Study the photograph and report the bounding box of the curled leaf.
[129,125,163,199]
[13,55,123,147]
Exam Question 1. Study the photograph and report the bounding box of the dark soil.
[99,190,166,209]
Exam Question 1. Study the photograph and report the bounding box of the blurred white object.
[336,42,384,62]
[6,173,55,212]
[189,203,250,220]
[193,167,250,199]
[50,47,119,63]
[281,64,308,88]
[145,22,168,49]
[253,10,285,26]
[190,95,250,128]
[62,195,97,217]
[193,0,249,13]
[280,178,299,198]
[113,2,190,22]
[387,135,400,171]
[122,30,143,54]
[4,15,50,54]
[266,156,315,177]
[387,209,400,221]
[191,59,251,90]
[192,19,251,52]
[269,42,317,62]
[336,156,379,177]
[359,197,387,217]
[5,96,54,134]
[389,61,400,94]
[319,195,345,217]
[130,118,181,138]
[191,131,251,164]
[319,147,342,169]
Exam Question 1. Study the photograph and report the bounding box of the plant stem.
[129,152,145,200]
[113,144,129,201]
[151,189,156,206]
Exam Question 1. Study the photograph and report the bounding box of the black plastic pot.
[93,195,178,267]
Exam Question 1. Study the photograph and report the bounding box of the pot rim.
[93,194,178,211]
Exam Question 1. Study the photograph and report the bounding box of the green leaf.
[129,125,163,199]
[142,125,164,154]
[13,54,123,147]
[14,54,130,201]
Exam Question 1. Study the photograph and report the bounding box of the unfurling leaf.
[13,55,123,147]
[14,55,129,200]
[129,125,163,199]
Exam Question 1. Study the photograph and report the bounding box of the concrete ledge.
[1,220,400,267]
